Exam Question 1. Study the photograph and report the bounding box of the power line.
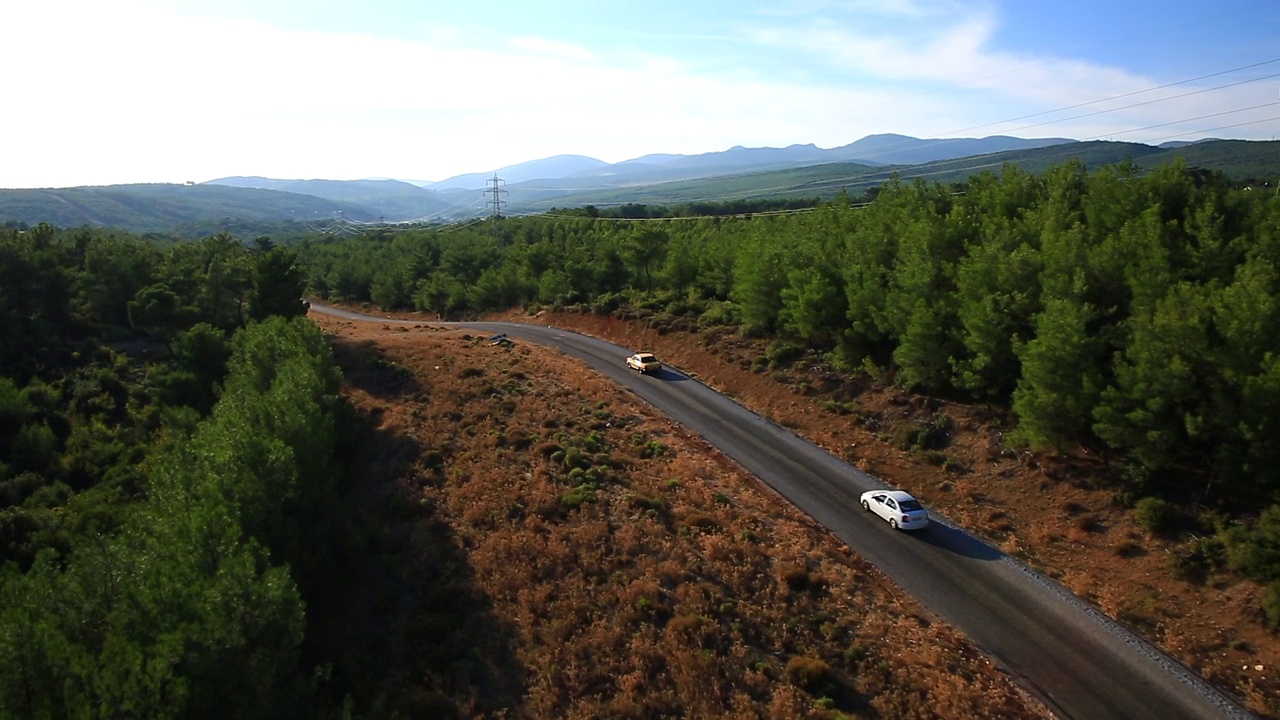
[942,58,1280,140]
[840,58,1280,165]
[988,72,1280,139]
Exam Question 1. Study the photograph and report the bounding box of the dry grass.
[475,306,1280,719]
[310,312,1049,719]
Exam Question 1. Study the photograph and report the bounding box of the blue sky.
[4,0,1278,188]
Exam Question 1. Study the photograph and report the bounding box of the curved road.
[312,304,1253,720]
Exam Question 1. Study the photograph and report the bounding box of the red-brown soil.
[310,305,1278,718]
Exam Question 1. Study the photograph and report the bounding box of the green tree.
[1093,283,1213,478]
[731,228,786,334]
[162,233,252,331]
[156,323,232,415]
[248,246,309,321]
[952,236,1040,401]
[128,283,199,339]
[1011,294,1105,450]
[624,228,668,294]
[780,267,846,347]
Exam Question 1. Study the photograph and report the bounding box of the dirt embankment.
[311,304,1278,717]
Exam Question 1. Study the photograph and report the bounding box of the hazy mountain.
[433,135,1078,189]
[4,136,1276,235]
[0,183,374,233]
[824,133,1077,165]
[1156,138,1223,149]
[206,176,464,220]
[628,143,833,170]
[496,139,1280,214]
[430,154,611,190]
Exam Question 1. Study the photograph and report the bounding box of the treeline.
[298,158,1280,624]
[553,197,821,219]
[298,159,1280,497]
[0,226,387,717]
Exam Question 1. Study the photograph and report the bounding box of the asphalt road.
[311,304,1254,720]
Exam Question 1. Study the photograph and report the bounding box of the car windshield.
[899,499,924,512]
[638,355,656,362]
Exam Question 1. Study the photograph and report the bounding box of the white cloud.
[1,0,1273,188]
[509,36,597,62]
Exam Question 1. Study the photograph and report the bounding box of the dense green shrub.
[1225,505,1280,583]
[1134,497,1181,537]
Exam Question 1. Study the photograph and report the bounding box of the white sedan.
[626,352,661,374]
[860,489,930,530]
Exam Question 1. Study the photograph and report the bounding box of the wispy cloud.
[1,0,1273,187]
[509,37,597,62]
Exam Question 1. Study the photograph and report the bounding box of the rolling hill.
[2,135,1276,234]
[0,183,376,234]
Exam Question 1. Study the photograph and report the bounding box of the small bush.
[560,484,598,508]
[698,301,739,327]
[1169,535,1224,583]
[919,450,947,466]
[591,291,627,314]
[766,341,804,368]
[782,565,811,591]
[563,447,587,469]
[628,494,664,512]
[422,450,446,470]
[666,615,704,635]
[682,513,720,532]
[640,440,667,459]
[1262,582,1280,631]
[783,656,832,692]
[1224,505,1280,583]
[889,414,952,453]
[843,644,867,664]
[820,399,857,416]
[1133,497,1180,537]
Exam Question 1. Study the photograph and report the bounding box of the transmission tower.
[485,173,508,218]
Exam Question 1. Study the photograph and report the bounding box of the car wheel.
[890,518,898,529]
[861,499,870,511]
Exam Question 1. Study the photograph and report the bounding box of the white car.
[626,352,661,374]
[860,489,929,530]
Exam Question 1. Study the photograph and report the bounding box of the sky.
[3,0,1279,188]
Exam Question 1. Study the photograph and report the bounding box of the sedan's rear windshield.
[899,500,924,512]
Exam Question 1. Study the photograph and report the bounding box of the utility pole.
[485,173,508,218]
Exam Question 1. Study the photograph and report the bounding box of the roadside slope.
[308,310,1050,718]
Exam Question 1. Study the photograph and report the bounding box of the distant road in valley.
[310,303,1253,720]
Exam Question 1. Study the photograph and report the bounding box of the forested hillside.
[0,221,1052,719]
[0,228,363,717]
[297,157,1280,625]
[5,152,1280,717]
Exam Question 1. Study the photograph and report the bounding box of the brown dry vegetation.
[310,305,1278,718]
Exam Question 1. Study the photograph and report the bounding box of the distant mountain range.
[420,134,1075,190]
[2,134,1276,235]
